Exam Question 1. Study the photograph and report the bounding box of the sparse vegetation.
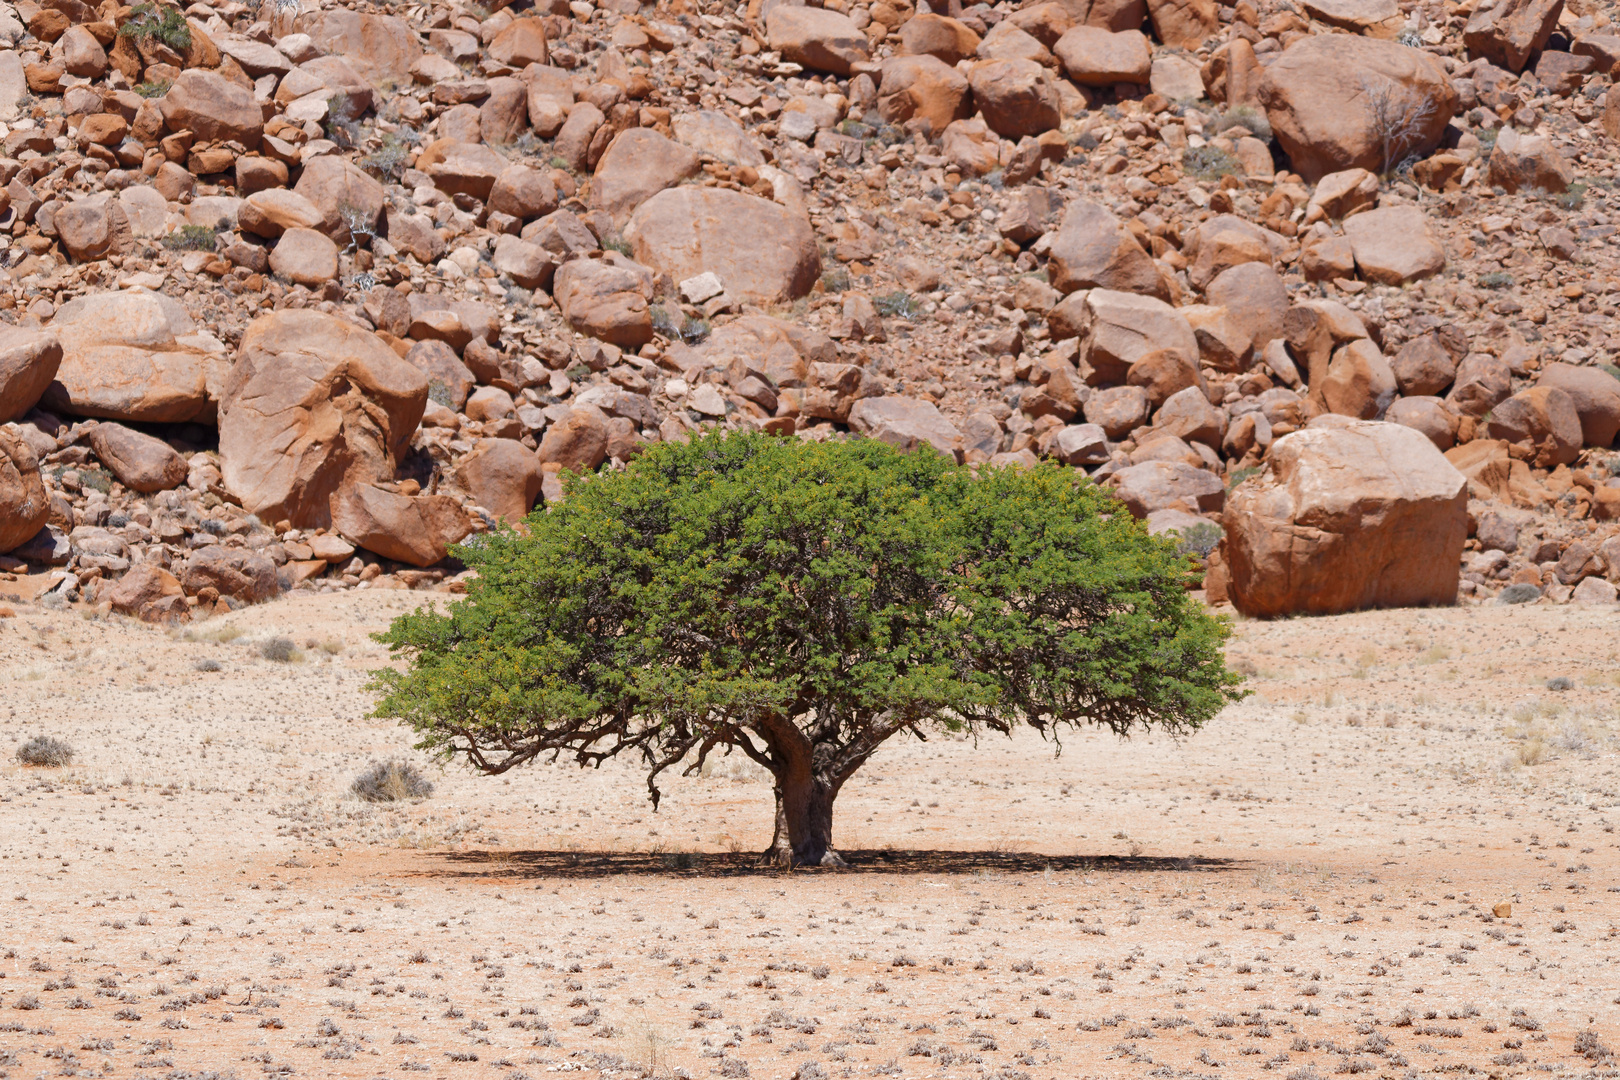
[1479,271,1515,290]
[1210,103,1272,143]
[162,224,220,252]
[260,636,300,663]
[17,736,75,767]
[351,760,435,803]
[872,290,921,320]
[361,130,416,182]
[1182,145,1244,181]
[119,2,192,53]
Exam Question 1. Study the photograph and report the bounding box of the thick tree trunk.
[760,772,845,868]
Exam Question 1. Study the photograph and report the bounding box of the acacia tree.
[370,432,1243,867]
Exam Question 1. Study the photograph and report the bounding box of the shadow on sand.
[422,848,1243,880]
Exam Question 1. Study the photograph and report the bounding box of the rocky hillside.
[1,0,1618,619]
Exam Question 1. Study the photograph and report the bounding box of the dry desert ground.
[1,586,1617,1080]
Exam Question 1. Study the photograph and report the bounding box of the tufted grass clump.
[260,636,300,663]
[352,760,435,803]
[17,736,74,767]
[1183,145,1244,181]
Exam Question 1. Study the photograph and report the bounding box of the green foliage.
[162,224,219,252]
[1226,466,1261,492]
[370,432,1242,863]
[119,2,192,53]
[1210,104,1271,142]
[820,265,852,294]
[1553,181,1586,210]
[427,380,454,409]
[1478,271,1515,290]
[1601,363,1620,383]
[133,79,171,99]
[873,290,920,320]
[1174,521,1223,561]
[650,303,710,344]
[1182,145,1243,181]
[601,234,633,257]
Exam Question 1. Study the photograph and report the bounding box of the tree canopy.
[370,430,1243,866]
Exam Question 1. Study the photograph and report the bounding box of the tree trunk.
[763,768,844,868]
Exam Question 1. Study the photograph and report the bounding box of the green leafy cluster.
[1182,145,1243,182]
[370,433,1242,804]
[162,224,219,252]
[119,2,192,53]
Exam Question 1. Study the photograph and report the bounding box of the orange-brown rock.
[1223,420,1468,616]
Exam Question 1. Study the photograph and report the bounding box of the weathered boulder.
[941,118,1001,176]
[1318,338,1397,420]
[296,9,423,83]
[1384,395,1457,450]
[0,425,47,554]
[977,20,1054,66]
[218,310,427,530]
[1485,386,1583,468]
[1445,352,1512,418]
[591,128,701,225]
[1047,199,1167,298]
[85,423,187,493]
[766,6,871,74]
[1343,205,1446,285]
[159,69,264,146]
[180,545,281,604]
[456,438,544,522]
[552,257,654,349]
[876,55,972,135]
[1222,420,1468,616]
[968,59,1061,139]
[1109,460,1224,518]
[491,233,556,290]
[848,396,964,459]
[1155,385,1227,448]
[1078,289,1197,386]
[1536,363,1620,448]
[1485,126,1572,193]
[42,290,226,424]
[1053,26,1152,86]
[1258,35,1457,182]
[1042,0,1146,33]
[0,327,62,423]
[269,227,340,286]
[899,13,982,63]
[106,562,185,622]
[332,484,471,567]
[1183,214,1284,290]
[489,164,559,219]
[1389,333,1458,397]
[625,187,820,304]
[489,17,548,68]
[1084,384,1152,437]
[538,405,609,473]
[403,340,476,411]
[1306,168,1380,222]
[1463,0,1563,73]
[671,110,767,168]
[1302,0,1399,32]
[1146,0,1218,48]
[417,138,507,201]
[292,155,386,243]
[55,196,132,262]
[1205,262,1287,356]
[239,189,326,238]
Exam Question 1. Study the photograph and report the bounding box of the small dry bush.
[17,736,74,767]
[352,760,434,803]
[260,636,300,663]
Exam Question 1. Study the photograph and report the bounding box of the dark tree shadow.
[420,848,1243,881]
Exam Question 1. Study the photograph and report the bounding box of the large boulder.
[1077,289,1196,386]
[1110,460,1224,518]
[85,423,186,493]
[106,562,185,622]
[42,290,226,424]
[1484,386,1582,468]
[1258,35,1457,182]
[552,257,655,349]
[1536,363,1620,448]
[538,405,609,473]
[456,438,544,522]
[1343,205,1446,285]
[218,311,427,530]
[0,327,62,423]
[899,13,983,63]
[1222,420,1468,616]
[877,55,972,135]
[1053,26,1152,86]
[1146,0,1218,48]
[766,6,871,74]
[296,9,423,83]
[159,69,263,147]
[0,425,48,555]
[847,396,965,459]
[1046,199,1167,299]
[968,59,1061,139]
[671,111,766,168]
[417,139,507,202]
[292,155,387,244]
[1484,126,1572,193]
[591,128,701,225]
[180,545,281,604]
[1463,0,1563,72]
[625,187,820,304]
[331,484,471,567]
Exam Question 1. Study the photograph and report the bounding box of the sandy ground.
[1,583,1617,1080]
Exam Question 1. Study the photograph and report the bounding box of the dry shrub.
[351,760,434,803]
[17,736,74,767]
